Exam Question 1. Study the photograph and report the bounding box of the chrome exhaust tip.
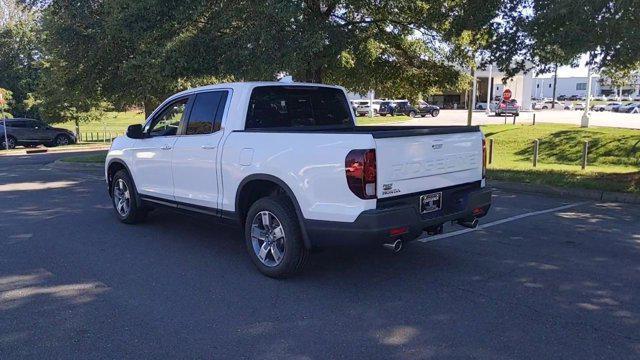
[383,239,403,253]
[458,218,479,229]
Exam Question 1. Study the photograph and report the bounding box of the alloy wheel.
[250,211,286,267]
[113,179,131,217]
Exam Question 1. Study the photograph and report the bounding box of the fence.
[77,131,125,143]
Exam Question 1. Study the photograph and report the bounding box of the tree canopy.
[488,1,640,76]
[40,0,502,114]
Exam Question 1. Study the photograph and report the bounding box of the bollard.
[533,139,539,167]
[581,140,589,170]
[532,113,536,125]
[512,114,516,125]
[90,132,94,141]
[488,138,494,165]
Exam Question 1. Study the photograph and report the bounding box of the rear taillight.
[482,138,487,178]
[345,149,377,199]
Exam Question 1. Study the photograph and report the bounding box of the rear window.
[245,86,353,129]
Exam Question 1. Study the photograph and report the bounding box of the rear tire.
[111,170,147,224]
[409,111,417,118]
[244,196,309,278]
[1,136,16,150]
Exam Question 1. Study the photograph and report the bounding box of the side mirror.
[126,124,144,139]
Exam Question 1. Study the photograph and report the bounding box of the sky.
[536,54,594,78]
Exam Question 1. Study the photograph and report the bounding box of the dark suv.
[393,101,440,117]
[1,118,77,149]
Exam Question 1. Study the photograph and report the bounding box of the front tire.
[409,111,417,118]
[244,196,309,278]
[431,109,440,117]
[111,170,147,224]
[50,134,71,147]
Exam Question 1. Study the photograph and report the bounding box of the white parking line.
[418,202,589,243]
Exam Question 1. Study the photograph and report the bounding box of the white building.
[473,65,534,110]
[531,76,601,99]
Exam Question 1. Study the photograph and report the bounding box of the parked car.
[612,102,634,112]
[495,99,520,116]
[574,102,586,111]
[634,94,640,101]
[592,102,621,112]
[352,100,370,116]
[568,95,580,101]
[355,100,382,116]
[0,118,77,149]
[557,95,567,101]
[605,102,623,111]
[563,101,574,110]
[627,104,640,113]
[533,100,562,110]
[617,102,640,113]
[105,81,491,277]
[475,102,486,110]
[606,94,621,101]
[392,101,440,117]
[620,95,633,102]
[377,101,396,116]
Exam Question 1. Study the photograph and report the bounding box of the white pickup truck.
[105,82,491,278]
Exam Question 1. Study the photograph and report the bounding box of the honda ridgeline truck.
[105,81,492,278]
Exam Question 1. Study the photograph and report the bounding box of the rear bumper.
[305,183,492,248]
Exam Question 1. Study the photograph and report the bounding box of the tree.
[487,1,640,75]
[0,6,43,118]
[0,88,13,117]
[600,66,640,96]
[41,0,503,115]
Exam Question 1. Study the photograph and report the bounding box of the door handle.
[201,145,216,150]
[160,145,172,150]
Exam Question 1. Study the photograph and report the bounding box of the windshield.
[246,86,353,129]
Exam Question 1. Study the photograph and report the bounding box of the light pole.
[581,66,592,128]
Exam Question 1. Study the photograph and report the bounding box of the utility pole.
[551,64,558,108]
[467,65,475,126]
[486,65,493,115]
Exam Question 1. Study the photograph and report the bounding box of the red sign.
[502,89,512,100]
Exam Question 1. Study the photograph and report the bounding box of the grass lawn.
[355,115,411,125]
[53,111,145,141]
[481,124,640,193]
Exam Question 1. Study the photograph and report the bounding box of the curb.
[0,145,109,157]
[490,180,640,204]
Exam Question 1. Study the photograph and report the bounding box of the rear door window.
[186,91,228,135]
[245,86,353,129]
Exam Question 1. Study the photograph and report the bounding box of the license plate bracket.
[420,192,442,214]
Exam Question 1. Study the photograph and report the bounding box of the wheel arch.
[106,159,142,207]
[236,174,311,249]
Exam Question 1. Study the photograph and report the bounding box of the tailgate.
[375,131,483,198]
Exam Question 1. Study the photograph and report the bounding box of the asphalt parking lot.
[1,152,639,359]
